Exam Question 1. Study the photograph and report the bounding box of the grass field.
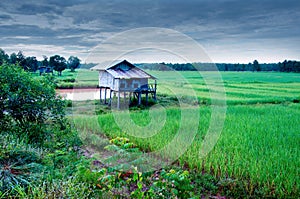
[32,69,99,88]
[69,70,300,197]
[54,69,300,105]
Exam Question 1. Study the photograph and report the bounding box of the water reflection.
[57,88,104,101]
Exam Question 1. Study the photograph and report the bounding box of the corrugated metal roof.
[107,67,154,79]
[91,60,156,79]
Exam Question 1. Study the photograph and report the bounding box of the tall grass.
[70,71,300,197]
[72,103,299,197]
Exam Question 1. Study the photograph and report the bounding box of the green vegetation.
[1,65,299,198]
[72,70,300,198]
[31,69,99,88]
[0,48,82,76]
[0,65,224,198]
[139,59,300,72]
[0,64,87,198]
[152,71,300,105]
[0,64,66,143]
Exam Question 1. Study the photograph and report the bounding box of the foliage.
[0,134,44,193]
[2,178,95,199]
[24,56,38,72]
[279,60,300,72]
[0,151,43,193]
[16,51,27,69]
[1,47,300,72]
[72,69,300,198]
[148,169,194,198]
[74,137,199,198]
[0,64,66,144]
[0,50,37,72]
[138,60,300,72]
[67,56,81,72]
[0,49,9,65]
[81,103,299,198]
[49,55,67,76]
[253,59,261,71]
[0,63,299,198]
[0,133,91,198]
[9,52,17,64]
[41,55,49,66]
[30,69,99,88]
[0,63,89,198]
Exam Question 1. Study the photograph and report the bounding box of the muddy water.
[57,88,105,101]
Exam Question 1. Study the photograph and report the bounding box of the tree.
[25,56,38,72]
[49,55,67,76]
[224,64,228,71]
[9,52,17,64]
[0,48,9,65]
[41,55,49,66]
[16,51,27,69]
[294,61,300,73]
[0,64,66,143]
[67,56,81,72]
[253,60,261,72]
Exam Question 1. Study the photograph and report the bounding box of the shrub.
[61,78,76,83]
[0,135,44,193]
[0,64,66,144]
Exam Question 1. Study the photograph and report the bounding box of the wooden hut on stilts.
[91,60,157,109]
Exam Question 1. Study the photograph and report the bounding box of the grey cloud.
[0,0,299,62]
[0,14,12,20]
[0,25,55,37]
[0,23,98,49]
[64,0,300,38]
[17,4,62,15]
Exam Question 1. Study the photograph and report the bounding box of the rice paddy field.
[71,70,300,197]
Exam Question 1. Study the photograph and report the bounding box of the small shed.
[91,60,157,109]
[39,66,53,75]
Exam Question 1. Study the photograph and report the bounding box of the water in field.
[57,88,104,101]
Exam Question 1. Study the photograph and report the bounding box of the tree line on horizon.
[1,48,299,73]
[0,48,81,75]
[138,59,300,72]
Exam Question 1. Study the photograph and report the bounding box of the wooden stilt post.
[138,92,141,105]
[154,80,157,101]
[100,87,102,103]
[124,92,126,106]
[104,88,107,104]
[117,91,120,109]
[109,89,112,105]
[146,91,149,106]
[117,79,121,110]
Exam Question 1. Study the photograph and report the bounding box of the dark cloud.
[0,24,97,48]
[17,4,62,15]
[0,14,12,20]
[0,25,55,37]
[0,0,299,62]
[61,0,300,38]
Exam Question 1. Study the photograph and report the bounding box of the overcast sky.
[0,0,299,63]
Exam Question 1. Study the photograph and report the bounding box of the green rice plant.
[70,71,300,198]
[73,103,300,198]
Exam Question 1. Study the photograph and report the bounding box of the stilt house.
[91,60,157,109]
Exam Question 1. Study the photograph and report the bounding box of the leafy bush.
[61,78,76,83]
[0,64,66,144]
[75,137,197,198]
[0,135,43,193]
